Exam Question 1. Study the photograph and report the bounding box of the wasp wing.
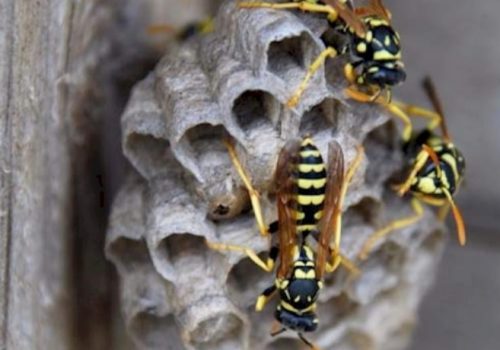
[275,139,301,279]
[323,0,367,37]
[422,76,451,141]
[371,0,392,21]
[315,141,345,279]
[354,1,391,22]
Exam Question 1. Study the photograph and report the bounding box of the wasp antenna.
[422,76,451,141]
[443,188,466,246]
[147,24,176,35]
[422,144,443,179]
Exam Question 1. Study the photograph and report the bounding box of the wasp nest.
[106,1,445,349]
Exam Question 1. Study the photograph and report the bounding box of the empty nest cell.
[130,313,184,350]
[150,232,222,283]
[233,90,280,135]
[226,253,274,309]
[267,35,306,76]
[299,97,340,136]
[107,237,151,273]
[188,312,247,350]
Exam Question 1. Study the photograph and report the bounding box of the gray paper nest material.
[108,1,446,349]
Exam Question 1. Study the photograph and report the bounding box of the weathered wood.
[0,0,74,348]
[0,0,182,348]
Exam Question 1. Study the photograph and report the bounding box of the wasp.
[208,136,363,348]
[147,17,214,42]
[239,0,415,140]
[358,77,466,260]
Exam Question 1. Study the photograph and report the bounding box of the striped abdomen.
[295,138,327,235]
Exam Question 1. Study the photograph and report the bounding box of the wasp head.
[274,246,322,332]
[350,16,406,88]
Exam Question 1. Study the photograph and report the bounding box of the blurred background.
[385,1,500,348]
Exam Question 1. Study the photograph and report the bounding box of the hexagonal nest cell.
[107,1,447,349]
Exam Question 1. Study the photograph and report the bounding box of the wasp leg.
[298,332,320,350]
[393,146,432,196]
[335,144,364,248]
[358,198,424,261]
[344,63,358,85]
[345,86,413,142]
[206,241,277,272]
[224,138,268,236]
[147,24,176,35]
[326,249,360,276]
[270,323,287,337]
[256,284,278,311]
[393,100,442,132]
[310,231,358,274]
[437,202,450,221]
[239,2,339,21]
[287,47,339,108]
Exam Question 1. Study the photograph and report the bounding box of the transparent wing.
[315,141,345,279]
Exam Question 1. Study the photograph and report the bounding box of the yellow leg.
[239,1,339,21]
[255,284,277,311]
[393,148,430,196]
[224,139,269,236]
[382,101,413,142]
[206,241,275,272]
[287,47,338,108]
[334,144,364,249]
[344,86,380,102]
[345,87,413,142]
[344,63,357,84]
[437,202,450,221]
[358,198,424,261]
[393,100,442,131]
[326,249,360,276]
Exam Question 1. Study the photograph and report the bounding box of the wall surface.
[384,1,500,348]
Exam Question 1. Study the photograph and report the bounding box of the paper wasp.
[239,0,415,140]
[358,77,466,260]
[208,136,363,348]
[147,17,214,42]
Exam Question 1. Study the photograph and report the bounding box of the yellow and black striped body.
[405,130,465,205]
[295,137,327,237]
[345,15,406,89]
[275,245,322,332]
